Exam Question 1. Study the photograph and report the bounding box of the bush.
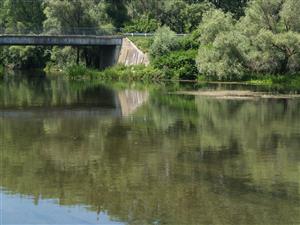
[1,46,49,69]
[177,34,200,50]
[47,46,77,70]
[64,64,163,81]
[128,37,153,53]
[149,26,179,58]
[98,64,163,81]
[153,50,198,80]
[248,74,300,89]
[66,64,88,79]
[123,15,160,33]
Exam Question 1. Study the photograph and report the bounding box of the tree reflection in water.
[1,76,300,225]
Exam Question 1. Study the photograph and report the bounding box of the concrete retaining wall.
[118,38,149,66]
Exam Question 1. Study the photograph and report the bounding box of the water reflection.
[1,76,299,225]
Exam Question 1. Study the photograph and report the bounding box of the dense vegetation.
[0,0,299,82]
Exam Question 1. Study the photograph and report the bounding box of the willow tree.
[43,0,101,35]
[196,0,300,79]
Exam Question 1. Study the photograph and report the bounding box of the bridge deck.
[0,35,123,46]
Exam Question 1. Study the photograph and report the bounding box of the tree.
[1,0,45,34]
[196,10,245,79]
[182,0,249,17]
[43,0,101,35]
[149,26,179,58]
[104,0,129,28]
[240,0,300,73]
[196,0,300,79]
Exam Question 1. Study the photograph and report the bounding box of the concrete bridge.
[0,34,149,68]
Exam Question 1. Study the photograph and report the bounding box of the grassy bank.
[127,37,153,53]
[65,64,163,81]
[64,64,300,90]
[247,75,300,90]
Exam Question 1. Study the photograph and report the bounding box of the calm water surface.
[1,74,300,225]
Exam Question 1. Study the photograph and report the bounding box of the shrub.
[1,46,49,69]
[123,15,160,33]
[149,26,179,58]
[153,50,198,80]
[177,34,199,50]
[98,64,163,81]
[47,46,77,70]
[66,64,88,79]
[128,37,153,53]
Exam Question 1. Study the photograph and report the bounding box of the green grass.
[128,37,153,53]
[66,64,88,79]
[247,74,300,89]
[63,63,300,92]
[65,64,164,81]
[247,74,300,87]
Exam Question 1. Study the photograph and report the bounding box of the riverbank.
[247,75,300,89]
[61,64,300,91]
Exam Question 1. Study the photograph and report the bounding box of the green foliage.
[97,65,163,81]
[65,64,163,81]
[66,64,88,79]
[248,74,300,89]
[1,0,45,34]
[197,9,235,45]
[104,0,129,28]
[1,46,50,69]
[128,37,154,53]
[160,0,213,33]
[178,34,200,50]
[0,0,299,81]
[43,0,108,35]
[149,26,179,58]
[46,46,77,70]
[196,10,243,80]
[152,50,198,80]
[196,0,300,80]
[124,0,243,33]
[123,15,160,33]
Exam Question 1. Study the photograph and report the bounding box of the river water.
[1,73,300,225]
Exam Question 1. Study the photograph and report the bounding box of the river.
[1,73,299,225]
